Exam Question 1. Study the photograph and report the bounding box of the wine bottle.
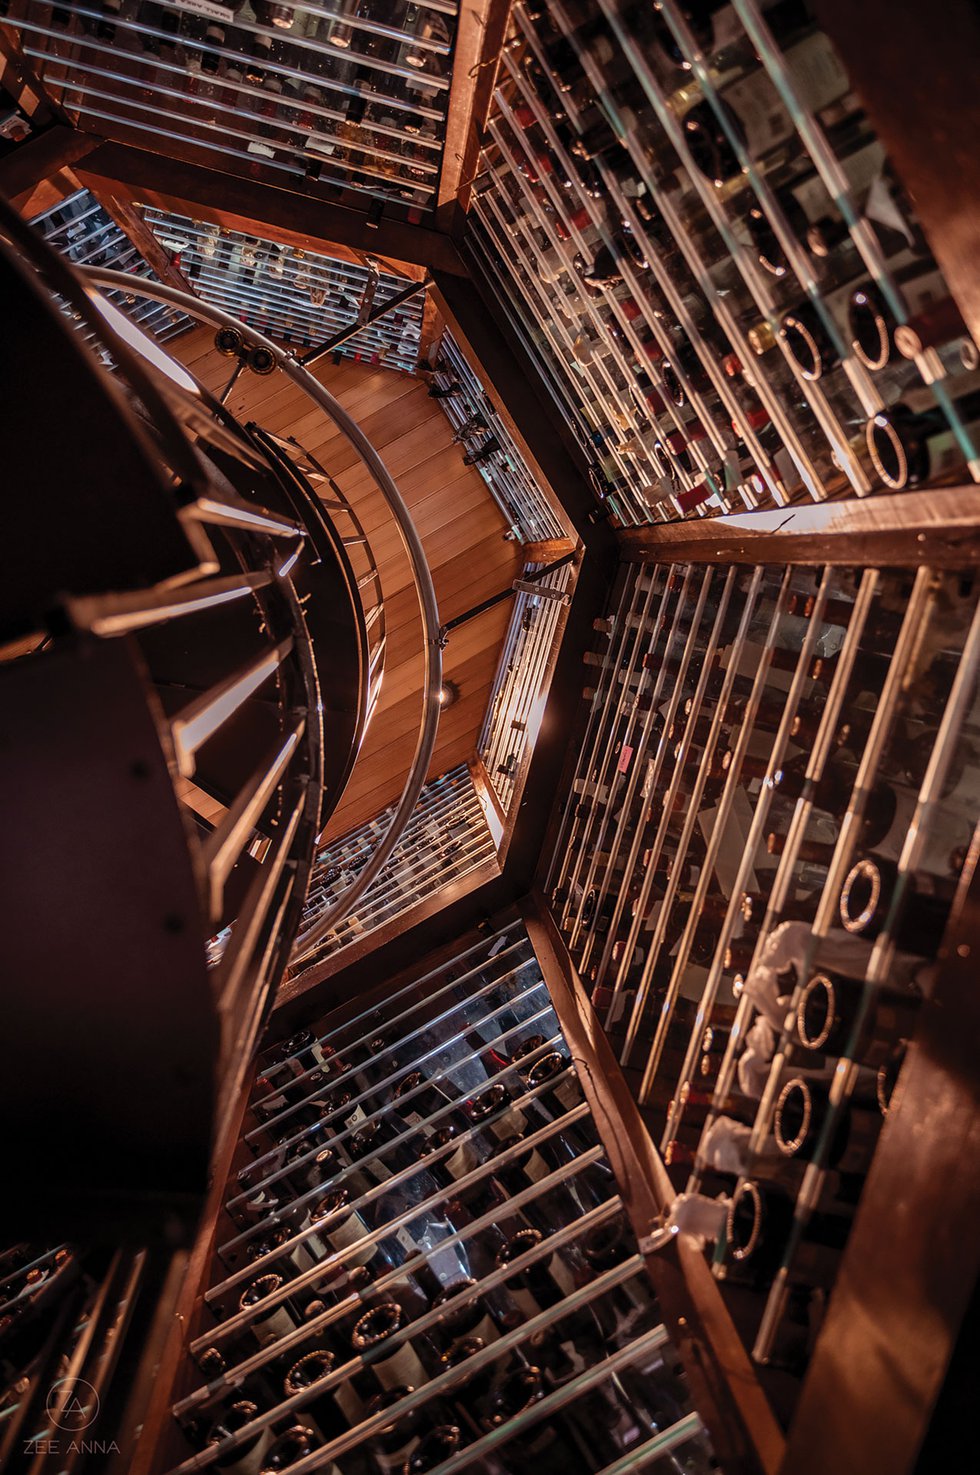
[238,1274,296,1348]
[481,1365,580,1470]
[404,1425,462,1472]
[865,391,980,490]
[200,1400,272,1473]
[725,1178,849,1285]
[838,856,955,952]
[335,1302,431,1427]
[281,1350,348,1443]
[364,1387,421,1474]
[795,968,919,1065]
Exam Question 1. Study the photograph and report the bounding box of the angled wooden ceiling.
[175,326,523,842]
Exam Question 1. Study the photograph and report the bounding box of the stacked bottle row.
[7,0,457,213]
[142,206,424,368]
[424,330,571,543]
[546,556,978,1387]
[478,562,572,815]
[465,0,980,527]
[293,767,496,968]
[30,187,192,343]
[0,1241,146,1460]
[166,920,717,1474]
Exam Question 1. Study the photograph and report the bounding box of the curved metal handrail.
[78,268,442,966]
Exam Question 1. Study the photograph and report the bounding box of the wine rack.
[141,205,424,367]
[426,328,572,543]
[544,550,979,1398]
[293,766,497,969]
[31,187,192,342]
[4,0,458,217]
[477,560,573,816]
[463,1,980,528]
[163,917,717,1475]
[0,1241,158,1461]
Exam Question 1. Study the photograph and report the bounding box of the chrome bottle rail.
[544,548,980,1395]
[163,920,715,1475]
[466,1,980,526]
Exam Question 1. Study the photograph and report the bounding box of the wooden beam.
[417,289,445,370]
[812,0,980,363]
[522,537,578,562]
[74,139,466,277]
[13,166,83,220]
[522,895,786,1475]
[437,0,513,226]
[86,190,196,295]
[0,124,100,206]
[617,485,980,568]
[781,826,980,1475]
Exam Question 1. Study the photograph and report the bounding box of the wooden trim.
[1,124,101,205]
[0,26,58,127]
[430,270,584,540]
[73,140,466,277]
[522,537,578,562]
[780,829,980,1475]
[437,0,513,225]
[126,1076,254,1475]
[522,893,786,1475]
[812,0,980,364]
[470,754,507,831]
[617,487,980,568]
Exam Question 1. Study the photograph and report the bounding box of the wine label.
[548,1253,577,1299]
[509,1286,542,1323]
[246,141,275,158]
[523,1149,552,1185]
[333,1378,364,1429]
[250,1303,295,1348]
[170,0,235,19]
[393,1225,418,1258]
[553,1076,581,1112]
[445,1139,479,1181]
[374,1339,427,1391]
[345,1105,368,1133]
[793,138,886,224]
[488,1106,528,1142]
[327,1211,375,1268]
[726,32,849,159]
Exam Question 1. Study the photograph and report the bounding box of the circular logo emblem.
[46,1377,99,1431]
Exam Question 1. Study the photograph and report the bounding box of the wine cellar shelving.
[8,0,459,217]
[426,329,571,545]
[545,550,979,1404]
[294,767,497,970]
[465,0,980,527]
[164,918,718,1475]
[141,206,425,367]
[477,560,573,817]
[31,186,193,341]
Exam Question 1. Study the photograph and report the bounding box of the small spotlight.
[438,680,460,709]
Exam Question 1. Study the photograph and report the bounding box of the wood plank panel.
[173,327,523,840]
